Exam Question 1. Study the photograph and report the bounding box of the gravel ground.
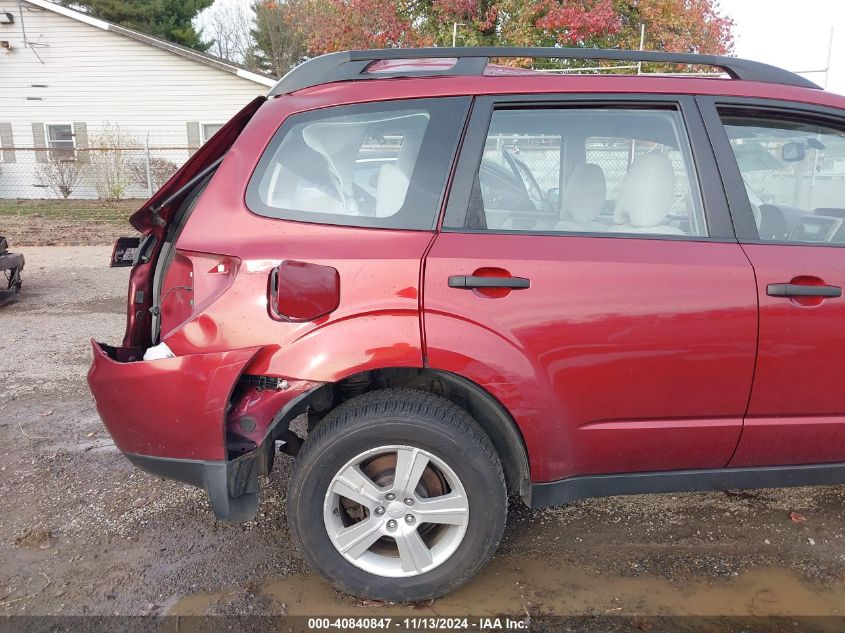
[1,245,844,622]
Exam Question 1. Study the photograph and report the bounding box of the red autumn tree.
[607,0,734,55]
[280,0,734,64]
[293,0,432,53]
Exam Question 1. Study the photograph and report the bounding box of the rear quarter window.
[247,97,470,230]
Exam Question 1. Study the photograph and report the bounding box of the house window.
[201,123,223,143]
[46,123,75,159]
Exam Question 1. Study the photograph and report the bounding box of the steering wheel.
[502,147,545,210]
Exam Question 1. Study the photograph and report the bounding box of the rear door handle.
[448,275,530,289]
[767,283,842,298]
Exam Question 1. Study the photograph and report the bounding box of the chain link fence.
[5,137,844,211]
[738,137,845,210]
[485,134,682,193]
[0,147,192,201]
[484,133,845,216]
[483,134,696,213]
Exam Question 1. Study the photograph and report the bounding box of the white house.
[0,0,274,199]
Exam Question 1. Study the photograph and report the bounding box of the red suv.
[89,48,845,601]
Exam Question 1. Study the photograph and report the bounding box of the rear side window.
[247,97,470,230]
[445,106,707,237]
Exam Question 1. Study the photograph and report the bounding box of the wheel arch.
[293,367,531,498]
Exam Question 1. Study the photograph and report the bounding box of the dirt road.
[1,246,844,620]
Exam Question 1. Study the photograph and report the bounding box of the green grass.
[0,199,141,224]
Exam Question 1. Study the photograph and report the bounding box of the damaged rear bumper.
[88,340,317,521]
[124,450,267,522]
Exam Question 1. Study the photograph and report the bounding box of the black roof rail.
[269,47,821,95]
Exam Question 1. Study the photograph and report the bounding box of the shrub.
[128,156,179,192]
[36,158,87,199]
[87,122,137,201]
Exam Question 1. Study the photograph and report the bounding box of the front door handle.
[767,283,842,298]
[448,275,530,289]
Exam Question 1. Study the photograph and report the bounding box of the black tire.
[286,388,507,602]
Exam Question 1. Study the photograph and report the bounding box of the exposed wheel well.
[296,368,530,496]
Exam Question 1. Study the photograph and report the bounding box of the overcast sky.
[718,0,843,94]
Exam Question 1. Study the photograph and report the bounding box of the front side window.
[447,106,707,237]
[720,112,845,244]
[46,123,75,160]
[247,98,469,230]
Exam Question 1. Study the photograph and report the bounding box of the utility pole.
[452,22,465,48]
[794,26,834,87]
[637,23,645,74]
[824,27,834,89]
[631,23,645,165]
[810,27,834,194]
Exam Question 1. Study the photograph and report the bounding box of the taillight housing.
[159,250,239,338]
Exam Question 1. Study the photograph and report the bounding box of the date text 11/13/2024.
[306,617,529,630]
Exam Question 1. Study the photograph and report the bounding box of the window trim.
[45,122,76,160]
[697,95,845,247]
[440,93,736,242]
[245,97,472,231]
[0,122,15,164]
[199,121,224,144]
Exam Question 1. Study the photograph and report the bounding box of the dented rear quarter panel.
[163,92,436,381]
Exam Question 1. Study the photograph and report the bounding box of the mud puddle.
[167,558,845,618]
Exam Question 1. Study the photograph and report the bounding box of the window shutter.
[73,122,89,163]
[32,122,48,163]
[186,121,201,156]
[0,123,14,163]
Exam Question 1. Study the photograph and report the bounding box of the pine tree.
[60,0,215,51]
[245,0,307,77]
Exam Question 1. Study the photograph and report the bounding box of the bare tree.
[196,0,254,63]
[88,122,137,201]
[36,159,87,199]
[128,156,178,192]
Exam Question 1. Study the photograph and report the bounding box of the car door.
[699,97,845,467]
[423,95,759,484]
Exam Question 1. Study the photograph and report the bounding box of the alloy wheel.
[322,445,470,578]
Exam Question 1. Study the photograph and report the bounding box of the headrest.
[375,163,410,217]
[758,204,787,240]
[562,163,606,223]
[614,153,676,228]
